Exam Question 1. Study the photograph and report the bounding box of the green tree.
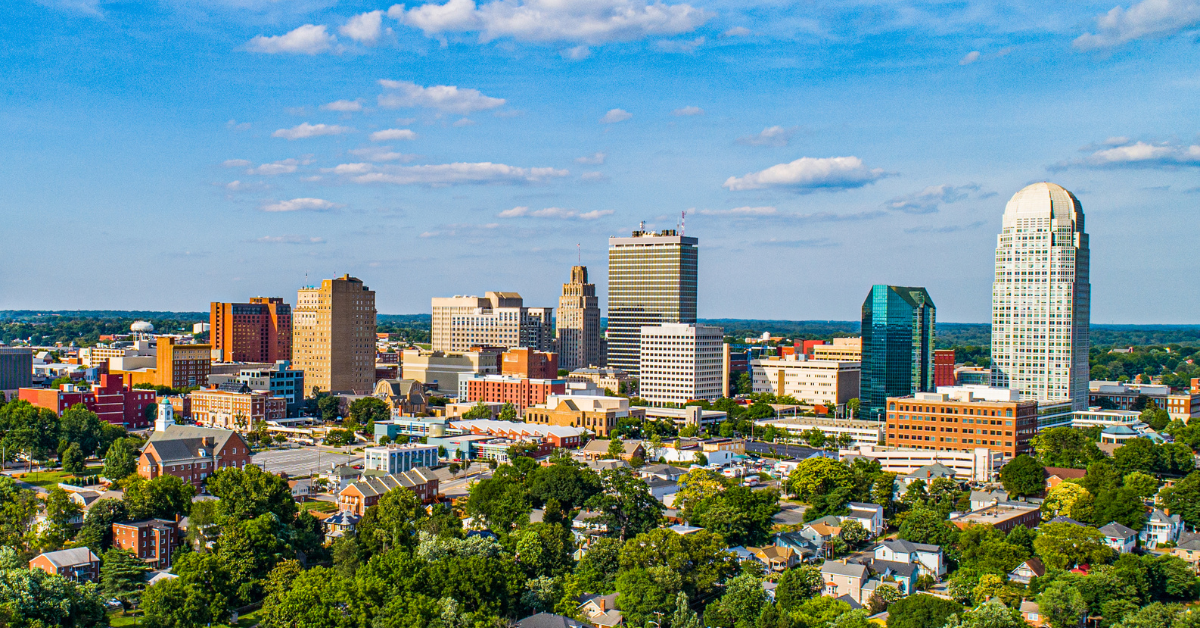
[1038,580,1089,628]
[942,599,1027,628]
[317,395,342,422]
[59,404,105,458]
[999,454,1044,498]
[42,487,82,548]
[670,591,703,628]
[1090,487,1148,530]
[100,548,151,607]
[586,467,664,541]
[462,402,493,420]
[615,566,683,628]
[140,576,227,628]
[349,396,390,433]
[618,527,738,598]
[123,474,194,520]
[703,573,768,628]
[61,442,85,475]
[73,498,128,554]
[207,463,297,523]
[1032,522,1114,570]
[846,397,860,418]
[0,568,106,628]
[102,437,139,481]
[606,437,626,459]
[1,401,61,469]
[1041,482,1094,522]
[358,486,428,556]
[885,594,962,628]
[784,456,854,501]
[898,507,960,547]
[1031,427,1103,469]
[774,564,822,612]
[0,476,40,553]
[1159,471,1200,529]
[218,514,290,604]
[499,402,518,422]
[838,519,871,549]
[465,472,531,533]
[526,460,601,510]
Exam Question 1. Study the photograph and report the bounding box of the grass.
[108,611,140,627]
[108,607,262,628]
[15,467,101,489]
[300,501,337,513]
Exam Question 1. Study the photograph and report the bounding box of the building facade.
[463,375,566,413]
[401,348,498,394]
[567,367,631,395]
[606,230,698,378]
[557,265,602,371]
[430,292,553,353]
[860,285,936,421]
[228,361,304,417]
[749,355,860,409]
[884,387,1038,460]
[639,324,723,406]
[337,468,439,515]
[0,347,33,393]
[155,337,212,389]
[19,374,155,428]
[189,389,287,430]
[138,425,253,488]
[293,275,377,396]
[524,394,643,437]
[112,519,180,569]
[501,347,559,380]
[811,338,862,362]
[990,182,1090,411]
[934,350,956,387]
[362,443,439,474]
[29,548,101,582]
[210,297,293,363]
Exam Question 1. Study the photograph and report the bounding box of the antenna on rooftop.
[681,210,687,236]
[639,220,645,232]
[577,243,581,264]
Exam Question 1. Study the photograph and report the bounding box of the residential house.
[112,519,181,569]
[863,559,917,595]
[746,545,800,572]
[646,477,680,505]
[969,489,1009,512]
[669,523,704,535]
[513,613,588,628]
[28,548,101,582]
[1020,601,1047,627]
[578,438,645,462]
[1044,467,1086,491]
[337,467,439,516]
[323,511,360,540]
[845,502,884,536]
[1170,532,1200,573]
[900,462,957,487]
[289,478,312,500]
[1008,557,1046,584]
[584,459,630,474]
[774,531,822,561]
[873,539,946,579]
[821,560,870,604]
[1099,522,1138,554]
[68,490,103,512]
[577,593,623,628]
[321,464,362,493]
[1140,509,1183,548]
[637,464,688,482]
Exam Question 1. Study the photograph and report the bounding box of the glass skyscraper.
[606,229,698,379]
[860,284,936,420]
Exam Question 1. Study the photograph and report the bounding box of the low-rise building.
[1009,557,1046,584]
[641,405,726,431]
[840,444,1002,483]
[139,425,252,489]
[28,548,101,582]
[873,539,945,578]
[577,439,645,462]
[463,375,565,414]
[757,417,884,448]
[524,391,642,437]
[189,388,286,431]
[844,502,884,537]
[337,467,439,515]
[811,337,862,362]
[112,519,181,569]
[1166,392,1200,423]
[750,355,860,409]
[567,367,631,395]
[450,419,586,449]
[949,502,1040,534]
[1099,522,1138,554]
[374,416,450,442]
[371,378,428,416]
[401,348,498,394]
[19,374,155,428]
[1140,509,1183,548]
[362,443,439,474]
[745,545,800,572]
[885,387,1038,461]
[821,560,869,603]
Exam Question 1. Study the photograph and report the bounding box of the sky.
[2,0,1198,323]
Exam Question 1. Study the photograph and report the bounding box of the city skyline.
[3,1,1199,323]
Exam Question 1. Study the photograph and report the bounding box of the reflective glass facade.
[861,285,936,420]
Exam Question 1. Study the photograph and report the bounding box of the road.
[251,447,361,477]
[745,441,827,460]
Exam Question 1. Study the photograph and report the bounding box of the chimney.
[597,597,606,611]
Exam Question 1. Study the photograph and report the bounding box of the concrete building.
[401,348,498,394]
[501,347,559,380]
[639,323,723,406]
[557,265,603,371]
[0,347,33,393]
[750,355,860,409]
[210,297,292,363]
[567,367,631,395]
[861,285,936,421]
[374,416,450,442]
[189,389,286,430]
[463,375,566,413]
[990,183,1091,411]
[156,337,211,389]
[756,417,884,448]
[80,340,155,369]
[811,337,862,362]
[884,386,1038,460]
[949,502,1040,533]
[641,406,726,430]
[524,391,644,437]
[21,374,155,428]
[606,229,698,378]
[226,361,304,417]
[363,443,439,474]
[839,444,1002,483]
[431,292,553,353]
[1166,392,1200,422]
[293,274,377,396]
[139,425,252,488]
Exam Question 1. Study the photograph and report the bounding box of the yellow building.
[292,275,377,396]
[812,337,862,361]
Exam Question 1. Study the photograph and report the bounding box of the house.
[1020,601,1047,627]
[138,425,252,489]
[146,571,178,586]
[323,511,360,540]
[577,593,623,627]
[321,464,363,493]
[746,545,800,572]
[28,548,101,582]
[578,438,645,462]
[774,531,822,560]
[112,519,181,569]
[669,523,704,535]
[1099,522,1138,554]
[1170,532,1200,572]
[645,478,680,505]
[729,546,758,563]
[1008,558,1046,584]
[863,559,917,595]
[372,378,428,416]
[637,464,688,482]
[900,463,957,487]
[512,613,588,628]
[821,560,869,604]
[873,539,945,578]
[803,522,842,548]
[1140,509,1182,548]
[337,467,439,515]
[68,490,103,511]
[969,489,1009,512]
[584,459,631,473]
[288,478,312,500]
[1043,467,1086,491]
[845,502,884,536]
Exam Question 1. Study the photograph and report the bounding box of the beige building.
[812,337,862,361]
[750,355,860,408]
[639,324,724,406]
[189,389,286,430]
[292,275,377,396]
[557,265,602,371]
[401,348,498,394]
[525,391,644,437]
[567,367,631,394]
[430,292,552,353]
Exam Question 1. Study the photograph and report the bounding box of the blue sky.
[2,0,1198,323]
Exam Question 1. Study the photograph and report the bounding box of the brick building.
[449,418,586,448]
[337,467,439,516]
[292,275,377,396]
[210,297,293,363]
[112,519,181,569]
[19,374,155,428]
[885,387,1037,460]
[501,347,559,380]
[189,389,286,430]
[463,375,565,413]
[934,350,956,387]
[139,425,252,489]
[28,548,101,582]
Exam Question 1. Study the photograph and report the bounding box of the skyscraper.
[990,182,1090,410]
[607,229,698,378]
[860,285,936,421]
[292,274,377,396]
[557,265,602,371]
[430,292,553,353]
[210,297,292,363]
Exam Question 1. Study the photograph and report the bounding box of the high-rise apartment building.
[607,229,698,378]
[293,275,377,396]
[557,265,602,371]
[638,324,723,406]
[430,292,553,353]
[860,285,936,421]
[210,298,292,363]
[156,337,211,389]
[989,182,1090,410]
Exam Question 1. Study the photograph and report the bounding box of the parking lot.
[251,447,361,478]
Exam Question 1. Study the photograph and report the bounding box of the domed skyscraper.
[990,182,1090,411]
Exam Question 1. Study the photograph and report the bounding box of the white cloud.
[322,163,376,174]
[884,184,979,213]
[345,162,570,185]
[247,24,337,55]
[273,123,355,140]
[578,209,614,220]
[696,206,777,216]
[959,50,980,65]
[1056,139,1200,168]
[498,206,612,219]
[223,159,252,168]
[600,108,632,124]
[261,198,339,212]
[226,180,245,190]
[736,125,795,147]
[579,171,609,182]
[723,156,888,191]
[321,99,363,112]
[655,36,704,52]
[723,26,751,37]
[348,146,419,162]
[341,10,385,44]
[247,158,301,175]
[255,235,326,244]
[453,118,476,127]
[576,152,607,165]
[370,128,418,141]
[1074,0,1200,50]
[672,106,703,116]
[226,120,251,131]
[377,79,506,114]
[561,45,592,60]
[392,0,711,45]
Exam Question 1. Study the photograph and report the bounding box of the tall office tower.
[430,292,553,353]
[639,324,724,406]
[293,274,377,396]
[607,229,698,379]
[557,265,602,371]
[990,182,1090,410]
[210,297,292,363]
[860,285,936,421]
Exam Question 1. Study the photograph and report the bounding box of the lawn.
[300,500,337,513]
[14,467,101,490]
[108,607,262,628]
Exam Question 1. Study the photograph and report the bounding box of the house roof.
[340,467,436,498]
[511,613,587,628]
[1149,508,1181,524]
[904,462,955,480]
[847,502,881,514]
[1043,467,1086,479]
[1013,557,1046,577]
[1177,532,1200,551]
[749,545,796,561]
[145,425,244,463]
[806,523,841,537]
[969,489,1008,502]
[879,539,942,554]
[582,439,644,455]
[641,464,687,476]
[324,511,360,526]
[868,559,916,578]
[835,594,863,610]
[377,378,422,398]
[34,548,99,568]
[584,459,630,472]
[821,560,868,579]
[1020,601,1039,614]
[1099,522,1137,540]
[1048,516,1086,526]
[806,515,844,528]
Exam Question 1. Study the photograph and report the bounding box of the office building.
[0,348,33,392]
[934,350,956,387]
[501,347,559,379]
[750,354,860,409]
[989,182,1090,410]
[401,348,498,394]
[638,323,723,406]
[525,391,643,437]
[430,292,553,353]
[188,388,287,430]
[812,338,863,362]
[228,361,304,417]
[755,416,884,448]
[293,275,377,396]
[557,265,602,371]
[607,229,698,378]
[884,386,1038,460]
[210,297,292,363]
[839,444,1003,483]
[362,443,439,474]
[156,337,212,389]
[462,375,566,413]
[860,285,936,421]
[567,367,631,395]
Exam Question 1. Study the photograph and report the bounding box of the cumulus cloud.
[341,10,385,43]
[370,128,418,141]
[576,152,606,165]
[223,159,252,168]
[696,206,777,216]
[391,0,711,45]
[724,156,889,192]
[499,206,613,219]
[736,125,795,147]
[1074,0,1200,50]
[1053,138,1200,169]
[580,171,609,182]
[342,162,570,185]
[672,106,703,116]
[723,26,752,36]
[378,79,506,114]
[247,158,302,175]
[561,45,592,60]
[959,50,980,65]
[248,24,337,55]
[254,235,327,244]
[600,108,632,123]
[884,183,980,213]
[322,163,376,175]
[348,146,419,162]
[261,198,339,212]
[321,99,363,112]
[273,123,355,139]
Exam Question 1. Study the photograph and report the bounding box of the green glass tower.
[860,285,936,421]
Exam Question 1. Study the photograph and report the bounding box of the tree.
[1090,487,1147,530]
[527,461,601,511]
[207,464,298,524]
[999,455,1044,498]
[703,573,768,628]
[775,565,823,611]
[465,472,531,533]
[618,527,738,598]
[1114,438,1161,476]
[898,507,959,547]
[586,467,664,541]
[358,486,426,555]
[1032,522,1114,570]
[42,487,82,548]
[462,402,493,420]
[1038,580,1088,628]
[61,442,85,475]
[0,476,39,553]
[1111,604,1197,628]
[1,401,60,468]
[1031,427,1103,469]
[669,591,703,628]
[123,474,194,521]
[218,514,290,604]
[499,402,518,422]
[74,498,128,554]
[0,568,106,628]
[59,404,105,458]
[1041,482,1094,522]
[606,437,626,459]
[847,397,860,418]
[867,584,901,615]
[1159,471,1200,529]
[838,519,871,549]
[942,599,1027,628]
[615,565,683,628]
[349,397,390,433]
[674,468,731,516]
[316,395,342,422]
[100,548,151,608]
[140,576,227,628]
[885,594,962,628]
[784,456,854,501]
[102,437,139,481]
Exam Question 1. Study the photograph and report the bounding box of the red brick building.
[112,519,180,569]
[188,388,286,431]
[501,347,559,379]
[29,548,101,582]
[465,376,565,413]
[139,425,252,489]
[19,374,155,428]
[210,298,293,363]
[934,350,956,388]
[337,467,439,516]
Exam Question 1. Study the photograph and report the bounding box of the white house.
[969,489,1009,512]
[844,502,884,537]
[1139,509,1183,548]
[1099,522,1138,554]
[873,539,945,578]
[1008,558,1046,584]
